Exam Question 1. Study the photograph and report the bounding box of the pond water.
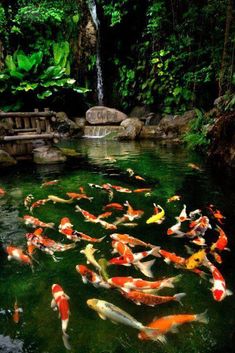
[0,139,234,353]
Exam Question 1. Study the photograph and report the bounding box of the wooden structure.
[0,108,60,158]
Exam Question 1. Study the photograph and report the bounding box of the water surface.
[0,140,234,353]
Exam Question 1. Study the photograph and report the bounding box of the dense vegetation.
[0,0,234,117]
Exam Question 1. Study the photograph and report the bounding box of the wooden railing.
[0,108,59,141]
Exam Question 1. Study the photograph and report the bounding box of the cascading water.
[87,0,104,106]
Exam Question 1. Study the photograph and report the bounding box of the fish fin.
[62,333,71,350]
[98,313,107,320]
[151,247,161,258]
[75,205,81,212]
[196,310,209,324]
[51,299,56,309]
[65,294,70,300]
[184,245,193,254]
[135,259,155,278]
[226,289,233,296]
[174,292,186,305]
[82,277,88,284]
[173,233,185,238]
[171,325,179,333]
[225,247,231,252]
[47,223,55,228]
[163,258,171,265]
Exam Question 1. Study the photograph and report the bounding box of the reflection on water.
[0,140,234,353]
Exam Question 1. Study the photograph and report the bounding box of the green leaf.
[72,14,80,24]
[5,55,16,71]
[37,90,53,99]
[17,54,35,72]
[9,70,24,80]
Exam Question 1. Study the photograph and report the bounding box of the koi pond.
[0,139,234,353]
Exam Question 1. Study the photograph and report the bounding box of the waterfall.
[87,0,104,105]
[83,126,111,138]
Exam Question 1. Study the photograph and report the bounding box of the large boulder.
[118,118,143,140]
[86,106,127,125]
[33,146,67,165]
[207,112,235,169]
[0,149,17,167]
[54,112,77,135]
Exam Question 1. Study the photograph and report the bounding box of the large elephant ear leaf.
[53,41,70,68]
[5,55,16,71]
[17,53,35,72]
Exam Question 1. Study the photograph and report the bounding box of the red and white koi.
[123,201,144,221]
[30,198,50,213]
[23,215,54,229]
[75,205,117,230]
[187,216,211,237]
[204,259,232,301]
[107,275,182,292]
[167,221,183,236]
[51,284,70,337]
[176,204,189,223]
[111,185,132,193]
[121,289,186,307]
[111,241,160,263]
[59,217,105,243]
[76,264,111,288]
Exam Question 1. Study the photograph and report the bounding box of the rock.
[86,106,127,125]
[129,106,150,119]
[54,112,77,135]
[140,110,195,139]
[118,118,143,140]
[74,118,86,129]
[207,112,235,169]
[145,113,162,125]
[33,146,67,165]
[0,149,17,167]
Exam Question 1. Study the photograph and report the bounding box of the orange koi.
[103,203,124,211]
[133,188,152,193]
[0,188,5,196]
[13,300,20,324]
[66,192,93,201]
[110,233,154,248]
[6,246,32,266]
[41,180,59,188]
[123,201,144,221]
[121,290,186,307]
[75,205,117,230]
[210,225,229,252]
[167,195,181,203]
[207,204,225,224]
[138,311,208,342]
[188,163,203,171]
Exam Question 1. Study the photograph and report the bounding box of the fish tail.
[196,310,209,324]
[63,243,76,251]
[173,292,186,305]
[88,197,94,201]
[140,328,167,344]
[96,235,106,243]
[62,332,71,350]
[67,198,74,204]
[136,259,155,278]
[75,205,81,212]
[151,246,161,258]
[164,275,182,288]
[47,222,55,229]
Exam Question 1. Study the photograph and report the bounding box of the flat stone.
[33,146,67,165]
[86,106,127,125]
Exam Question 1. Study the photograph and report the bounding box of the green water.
[0,140,234,353]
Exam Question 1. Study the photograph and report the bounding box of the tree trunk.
[218,0,233,96]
